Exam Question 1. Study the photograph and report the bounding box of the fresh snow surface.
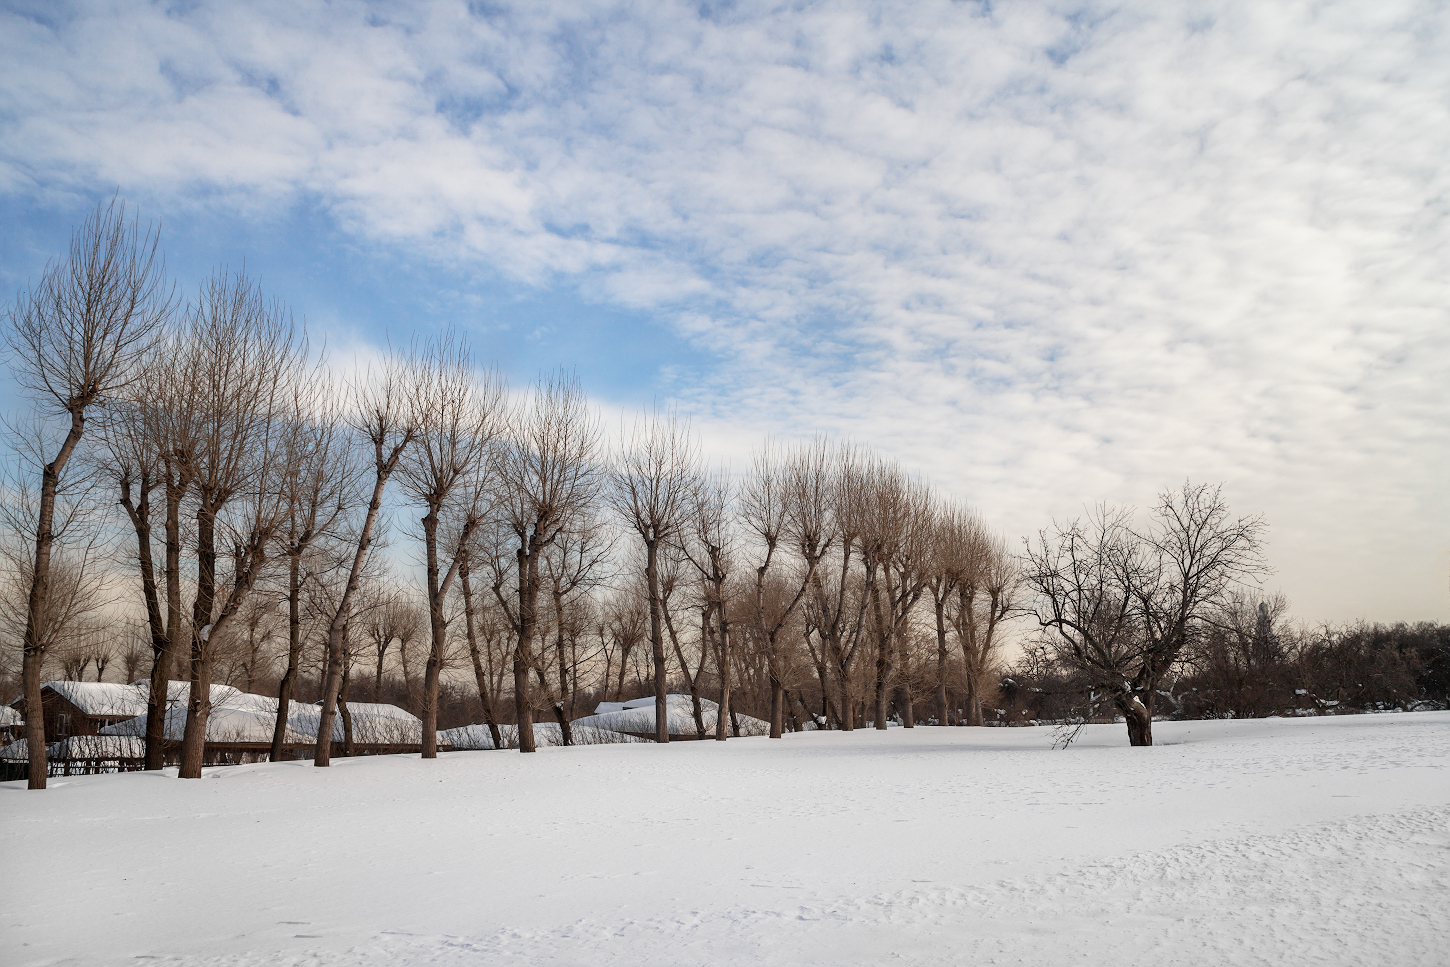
[4,713,1448,966]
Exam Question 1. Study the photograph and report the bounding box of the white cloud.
[2,0,1447,621]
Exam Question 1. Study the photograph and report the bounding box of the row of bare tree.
[4,200,1032,789]
[8,201,1307,790]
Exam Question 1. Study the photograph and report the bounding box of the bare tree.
[491,372,601,753]
[953,522,1017,727]
[313,347,421,767]
[269,381,348,761]
[541,518,611,743]
[177,270,304,778]
[680,468,734,740]
[658,546,709,736]
[132,329,203,768]
[740,440,830,738]
[397,336,504,758]
[4,197,172,787]
[104,365,175,768]
[805,445,875,731]
[855,460,933,729]
[608,408,698,743]
[1025,483,1267,746]
[926,502,974,726]
[457,555,506,749]
[365,590,423,704]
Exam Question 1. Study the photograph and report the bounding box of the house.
[5,681,237,742]
[1,681,424,775]
[100,703,313,765]
[288,701,423,753]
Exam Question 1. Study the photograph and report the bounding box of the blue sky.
[2,0,1447,622]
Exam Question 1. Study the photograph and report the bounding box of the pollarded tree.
[805,444,873,730]
[313,345,422,766]
[176,271,306,778]
[925,501,976,726]
[952,521,1018,727]
[269,378,349,762]
[739,439,829,738]
[540,516,612,743]
[490,371,602,753]
[5,197,173,788]
[607,408,698,744]
[679,467,735,740]
[856,460,934,730]
[396,335,505,759]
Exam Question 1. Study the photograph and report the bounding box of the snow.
[83,695,419,747]
[287,702,421,744]
[439,722,648,750]
[100,705,311,745]
[573,694,771,737]
[3,713,1448,966]
[0,705,21,727]
[23,680,247,718]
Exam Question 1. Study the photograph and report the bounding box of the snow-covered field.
[5,713,1448,966]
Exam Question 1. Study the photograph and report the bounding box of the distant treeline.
[999,619,1450,725]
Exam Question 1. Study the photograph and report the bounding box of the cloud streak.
[2,0,1447,620]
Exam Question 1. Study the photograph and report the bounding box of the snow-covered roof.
[573,696,769,738]
[0,706,21,727]
[287,702,421,743]
[100,706,312,745]
[593,694,697,715]
[26,681,245,718]
[0,738,29,760]
[438,721,646,750]
[36,681,149,717]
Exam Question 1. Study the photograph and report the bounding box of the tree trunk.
[314,619,345,767]
[965,677,984,727]
[339,654,354,757]
[374,642,386,703]
[646,538,668,744]
[179,503,218,779]
[20,411,85,789]
[514,546,538,754]
[163,478,187,683]
[934,598,949,727]
[316,438,406,767]
[714,607,730,741]
[119,473,171,771]
[769,679,785,737]
[897,630,914,728]
[552,589,573,746]
[1125,695,1153,747]
[461,562,503,750]
[420,510,445,759]
[270,553,303,762]
[873,661,891,728]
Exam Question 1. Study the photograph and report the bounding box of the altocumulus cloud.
[1,0,1447,621]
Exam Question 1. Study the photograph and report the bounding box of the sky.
[1,0,1446,624]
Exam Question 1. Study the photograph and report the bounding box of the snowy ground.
[5,713,1448,966]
